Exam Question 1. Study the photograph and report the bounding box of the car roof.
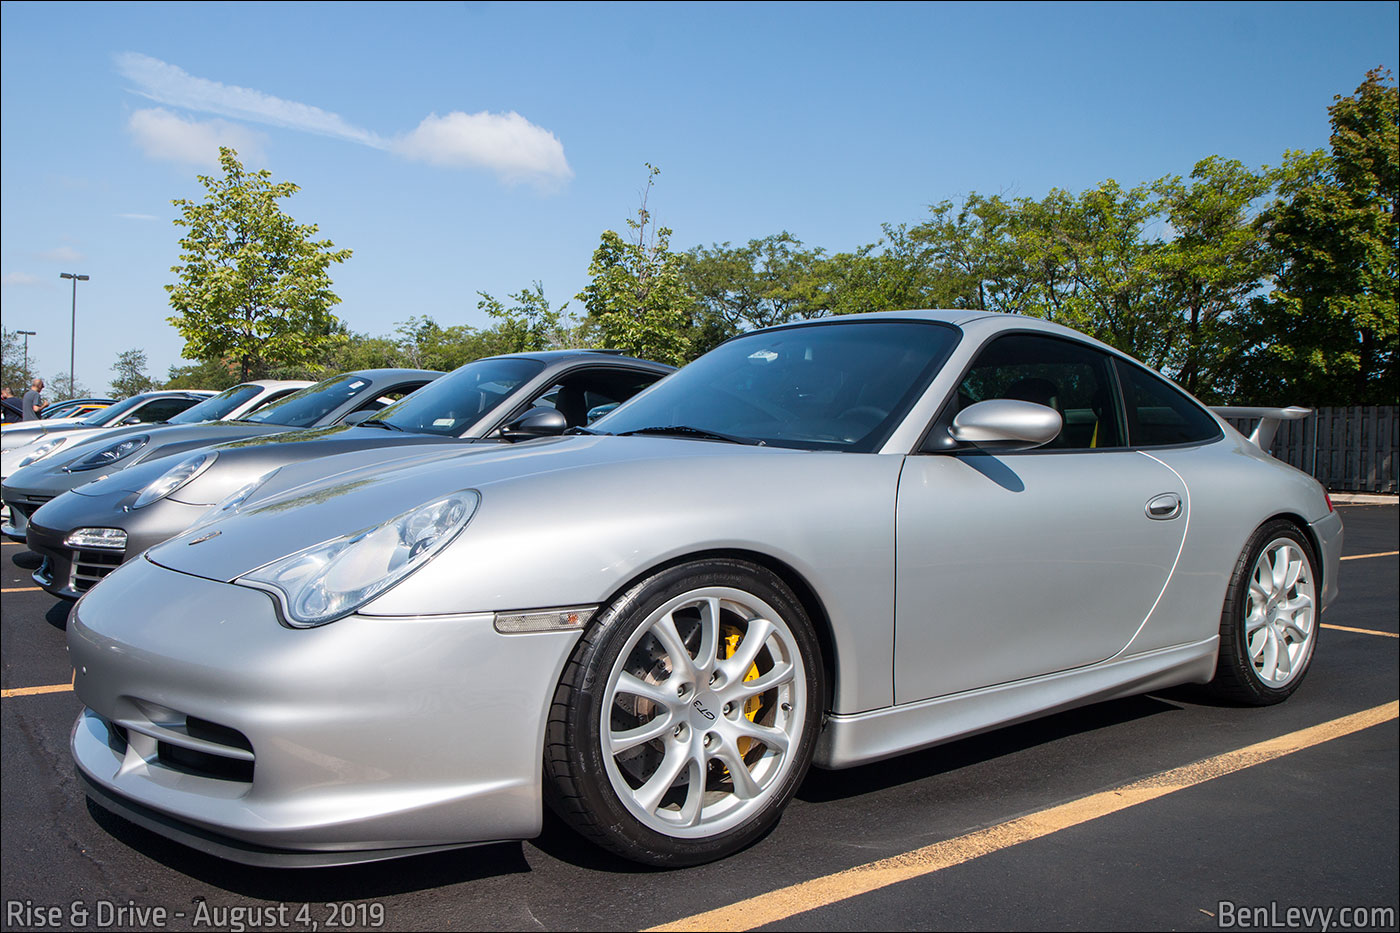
[488,349,676,371]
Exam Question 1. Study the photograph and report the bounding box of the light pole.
[15,330,36,382]
[59,272,89,399]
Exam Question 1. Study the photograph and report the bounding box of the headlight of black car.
[64,435,149,473]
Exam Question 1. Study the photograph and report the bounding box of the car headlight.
[132,451,217,508]
[239,489,479,627]
[64,435,149,473]
[16,436,69,468]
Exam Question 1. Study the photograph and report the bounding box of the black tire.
[544,558,823,867]
[1208,519,1320,705]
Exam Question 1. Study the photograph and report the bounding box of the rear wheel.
[544,559,822,866]
[1209,520,1319,705]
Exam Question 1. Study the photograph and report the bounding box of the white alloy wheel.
[1244,537,1316,687]
[601,586,807,838]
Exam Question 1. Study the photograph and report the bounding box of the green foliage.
[49,372,90,402]
[1247,68,1398,404]
[1,328,37,393]
[166,147,352,381]
[109,348,157,398]
[477,281,576,353]
[577,166,692,365]
[163,358,241,390]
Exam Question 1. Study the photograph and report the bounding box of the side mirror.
[950,399,1062,451]
[341,410,375,425]
[121,416,143,425]
[501,407,568,441]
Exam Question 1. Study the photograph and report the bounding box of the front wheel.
[544,559,823,866]
[1209,519,1320,705]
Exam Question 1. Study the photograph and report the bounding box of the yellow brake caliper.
[722,625,763,756]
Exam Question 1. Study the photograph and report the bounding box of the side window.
[526,369,663,429]
[343,382,430,418]
[1114,359,1222,447]
[130,398,199,423]
[248,388,301,413]
[954,334,1124,450]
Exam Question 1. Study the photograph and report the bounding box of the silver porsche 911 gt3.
[68,310,1341,869]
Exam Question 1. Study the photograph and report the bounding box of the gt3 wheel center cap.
[690,691,721,727]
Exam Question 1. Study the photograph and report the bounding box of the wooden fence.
[1225,406,1397,494]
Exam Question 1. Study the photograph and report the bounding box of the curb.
[1329,493,1398,506]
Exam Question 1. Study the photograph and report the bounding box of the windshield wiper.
[565,425,600,435]
[615,425,764,446]
[359,419,406,431]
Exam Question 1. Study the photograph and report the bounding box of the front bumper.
[27,519,123,599]
[70,557,582,866]
[0,486,51,541]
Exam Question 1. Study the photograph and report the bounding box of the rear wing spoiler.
[1210,406,1312,451]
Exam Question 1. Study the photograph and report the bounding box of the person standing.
[1,386,22,423]
[21,377,44,420]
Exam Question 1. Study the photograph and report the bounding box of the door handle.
[1145,493,1182,521]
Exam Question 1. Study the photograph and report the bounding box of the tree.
[49,372,90,402]
[477,282,576,353]
[1,328,37,393]
[1146,157,1273,401]
[166,147,353,381]
[109,348,157,398]
[1248,68,1398,405]
[163,358,241,390]
[577,166,692,365]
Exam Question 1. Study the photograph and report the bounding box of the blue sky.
[2,1,1396,393]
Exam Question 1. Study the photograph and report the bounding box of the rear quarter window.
[1115,359,1222,447]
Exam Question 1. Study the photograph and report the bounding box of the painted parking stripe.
[1,586,42,593]
[645,700,1399,933]
[1,671,74,699]
[1322,623,1399,639]
[1341,550,1398,561]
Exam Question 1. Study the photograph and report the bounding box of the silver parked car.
[68,311,1341,869]
[1,380,309,483]
[2,370,439,544]
[26,351,671,598]
[0,390,214,452]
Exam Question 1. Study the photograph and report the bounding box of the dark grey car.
[26,351,671,598]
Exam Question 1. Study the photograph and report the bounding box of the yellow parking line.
[645,700,1399,933]
[1322,623,1399,639]
[1341,550,1398,561]
[2,670,75,699]
[1,586,42,593]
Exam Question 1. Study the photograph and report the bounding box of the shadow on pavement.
[797,693,1182,803]
[86,800,532,899]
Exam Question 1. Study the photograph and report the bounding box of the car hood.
[145,435,814,583]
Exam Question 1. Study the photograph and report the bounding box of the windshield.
[243,375,373,428]
[167,384,263,425]
[374,358,545,436]
[79,395,147,425]
[593,320,961,451]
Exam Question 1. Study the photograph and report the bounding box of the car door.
[893,332,1188,704]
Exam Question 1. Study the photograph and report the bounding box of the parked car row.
[4,313,1340,872]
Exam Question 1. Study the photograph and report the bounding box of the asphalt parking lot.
[2,504,1396,933]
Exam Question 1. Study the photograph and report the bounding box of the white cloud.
[35,246,85,263]
[127,108,265,167]
[118,213,159,221]
[116,51,386,148]
[392,111,573,187]
[114,52,572,188]
[2,272,44,287]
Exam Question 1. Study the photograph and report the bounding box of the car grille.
[100,709,255,785]
[8,495,52,518]
[71,548,123,593]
